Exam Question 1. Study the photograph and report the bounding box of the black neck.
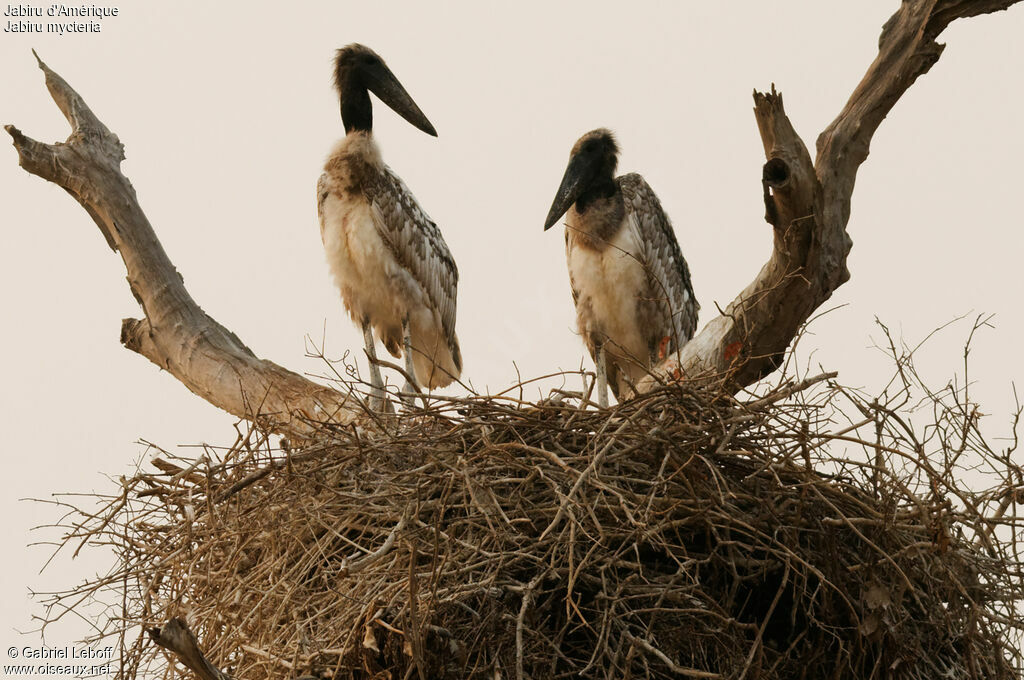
[340,78,372,134]
[576,175,618,213]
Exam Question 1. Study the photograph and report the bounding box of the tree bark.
[149,619,315,680]
[148,619,233,680]
[7,1,1022,434]
[639,0,1021,394]
[6,52,359,441]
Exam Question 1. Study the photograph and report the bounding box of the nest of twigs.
[45,365,1024,680]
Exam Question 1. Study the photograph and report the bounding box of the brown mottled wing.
[363,165,460,362]
[317,172,329,243]
[618,173,699,356]
[564,229,581,307]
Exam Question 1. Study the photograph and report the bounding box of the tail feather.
[410,310,461,389]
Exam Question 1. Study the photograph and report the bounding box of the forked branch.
[640,0,1021,394]
[6,53,359,440]
[6,0,1021,432]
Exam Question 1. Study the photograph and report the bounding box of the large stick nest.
[47,362,1023,680]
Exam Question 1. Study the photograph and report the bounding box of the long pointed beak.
[363,62,437,137]
[544,155,589,231]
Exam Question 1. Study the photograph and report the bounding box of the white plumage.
[319,44,461,402]
[566,217,649,384]
[565,174,698,398]
[318,134,461,390]
[546,130,697,404]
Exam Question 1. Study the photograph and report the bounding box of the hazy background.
[1,0,1022,661]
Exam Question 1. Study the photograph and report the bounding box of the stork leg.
[400,315,419,407]
[361,320,386,411]
[595,342,609,409]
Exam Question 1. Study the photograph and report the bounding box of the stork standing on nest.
[544,129,698,408]
[318,44,461,408]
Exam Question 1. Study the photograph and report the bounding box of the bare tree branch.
[152,617,322,680]
[6,0,1021,427]
[149,618,317,680]
[640,0,1022,394]
[6,55,359,440]
[148,619,232,680]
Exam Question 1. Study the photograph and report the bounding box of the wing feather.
[362,166,460,366]
[317,172,329,243]
[618,173,699,355]
[564,228,581,307]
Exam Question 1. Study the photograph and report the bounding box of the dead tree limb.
[6,0,1021,427]
[148,619,233,680]
[640,0,1022,394]
[149,619,317,680]
[5,51,358,440]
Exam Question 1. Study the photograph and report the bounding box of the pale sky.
[1,0,1022,659]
